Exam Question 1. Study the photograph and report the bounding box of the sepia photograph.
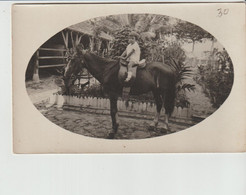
[5,2,246,195]
[25,14,233,139]
[12,3,245,153]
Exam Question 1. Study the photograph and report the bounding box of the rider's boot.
[125,71,132,82]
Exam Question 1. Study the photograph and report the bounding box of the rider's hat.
[129,31,139,39]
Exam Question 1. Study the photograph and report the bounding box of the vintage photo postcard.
[12,3,246,153]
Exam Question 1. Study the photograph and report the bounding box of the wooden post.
[97,39,102,55]
[62,31,69,49]
[106,42,109,55]
[75,33,79,46]
[78,35,82,45]
[107,41,113,55]
[89,36,94,52]
[32,50,40,82]
[62,31,69,62]
[71,31,75,49]
[75,34,83,46]
[151,48,154,61]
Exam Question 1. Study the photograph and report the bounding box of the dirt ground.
[35,102,192,139]
[25,75,60,96]
[26,71,215,139]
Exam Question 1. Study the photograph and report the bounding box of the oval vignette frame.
[25,13,234,140]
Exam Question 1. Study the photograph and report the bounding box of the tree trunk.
[97,39,102,54]
[150,15,157,24]
[89,37,95,52]
[191,40,195,53]
[119,15,129,26]
[128,14,134,27]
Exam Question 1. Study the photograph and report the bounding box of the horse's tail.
[161,74,176,116]
[166,76,176,116]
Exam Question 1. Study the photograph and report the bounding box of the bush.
[111,28,195,99]
[83,84,104,97]
[197,49,234,108]
[71,83,155,102]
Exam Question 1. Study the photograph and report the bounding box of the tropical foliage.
[108,25,195,98]
[69,14,235,109]
[71,14,198,107]
[196,49,233,108]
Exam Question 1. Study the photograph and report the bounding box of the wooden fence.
[47,94,192,119]
[32,47,94,84]
[38,47,67,68]
[32,47,67,81]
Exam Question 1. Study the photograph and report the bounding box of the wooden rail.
[38,56,65,59]
[32,47,67,81]
[39,64,66,68]
[39,47,67,52]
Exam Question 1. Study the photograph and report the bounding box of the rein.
[88,60,119,80]
[79,53,119,83]
[64,51,121,84]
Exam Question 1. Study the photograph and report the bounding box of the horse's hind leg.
[149,91,163,130]
[162,91,175,133]
[107,96,119,139]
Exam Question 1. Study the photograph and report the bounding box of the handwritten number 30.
[217,8,229,17]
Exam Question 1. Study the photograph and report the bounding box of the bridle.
[63,50,87,81]
[63,49,120,85]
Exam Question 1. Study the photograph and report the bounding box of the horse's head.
[63,44,87,89]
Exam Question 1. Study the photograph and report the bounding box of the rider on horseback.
[119,31,140,82]
[119,31,140,101]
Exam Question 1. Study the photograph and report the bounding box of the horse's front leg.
[163,113,170,131]
[107,96,119,139]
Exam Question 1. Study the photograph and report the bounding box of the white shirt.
[126,42,140,63]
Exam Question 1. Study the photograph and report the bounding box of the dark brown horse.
[64,45,177,139]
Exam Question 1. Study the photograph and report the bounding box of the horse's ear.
[76,43,83,50]
[76,43,86,55]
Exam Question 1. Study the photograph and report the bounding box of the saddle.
[119,59,146,69]
[118,59,146,86]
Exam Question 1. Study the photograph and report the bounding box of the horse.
[63,45,177,139]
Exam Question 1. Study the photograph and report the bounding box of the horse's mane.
[88,53,117,66]
[83,52,120,85]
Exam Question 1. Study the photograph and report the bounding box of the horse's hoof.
[160,128,168,134]
[148,125,157,131]
[107,132,115,139]
[114,123,119,131]
[168,128,175,133]
[164,125,175,133]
